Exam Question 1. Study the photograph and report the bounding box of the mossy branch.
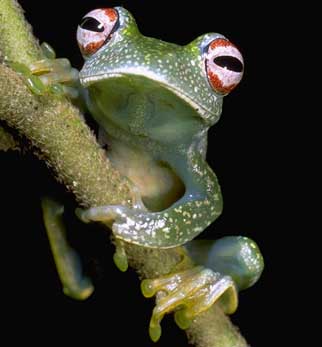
[0,1,247,346]
[0,124,19,151]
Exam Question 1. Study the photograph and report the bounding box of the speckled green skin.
[79,7,226,248]
[186,237,264,291]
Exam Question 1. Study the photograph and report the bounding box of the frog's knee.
[206,236,264,291]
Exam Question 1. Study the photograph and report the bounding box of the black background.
[1,1,290,346]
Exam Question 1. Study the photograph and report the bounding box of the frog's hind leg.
[41,197,94,300]
[186,236,265,291]
[140,236,264,342]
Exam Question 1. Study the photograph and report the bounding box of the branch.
[0,124,19,151]
[0,1,247,346]
[0,64,132,206]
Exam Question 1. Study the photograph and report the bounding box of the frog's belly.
[107,141,184,211]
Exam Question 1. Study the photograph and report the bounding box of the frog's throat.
[80,72,218,125]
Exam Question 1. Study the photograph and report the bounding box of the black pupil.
[213,56,243,72]
[80,17,104,32]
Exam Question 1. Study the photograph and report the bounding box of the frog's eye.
[77,8,118,57]
[205,38,244,95]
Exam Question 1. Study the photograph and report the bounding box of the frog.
[74,7,244,248]
[10,6,264,342]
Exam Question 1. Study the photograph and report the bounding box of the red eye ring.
[205,38,244,95]
[77,8,118,57]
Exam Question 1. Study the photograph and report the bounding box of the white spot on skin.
[126,218,135,227]
[145,229,152,236]
[155,220,166,229]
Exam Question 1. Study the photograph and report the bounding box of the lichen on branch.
[0,1,247,346]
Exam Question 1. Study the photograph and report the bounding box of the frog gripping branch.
[0,2,264,346]
[75,7,263,341]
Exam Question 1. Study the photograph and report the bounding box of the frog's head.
[77,7,243,142]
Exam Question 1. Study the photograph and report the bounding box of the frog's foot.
[8,42,79,97]
[76,204,132,224]
[76,205,136,272]
[141,266,238,342]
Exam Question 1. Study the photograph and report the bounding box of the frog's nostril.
[213,56,243,73]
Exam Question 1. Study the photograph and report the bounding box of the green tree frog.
[75,7,243,249]
[11,6,264,342]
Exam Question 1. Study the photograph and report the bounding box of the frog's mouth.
[80,71,220,125]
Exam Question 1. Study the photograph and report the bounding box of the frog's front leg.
[141,236,263,342]
[78,151,222,248]
[41,197,94,300]
[8,42,79,97]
